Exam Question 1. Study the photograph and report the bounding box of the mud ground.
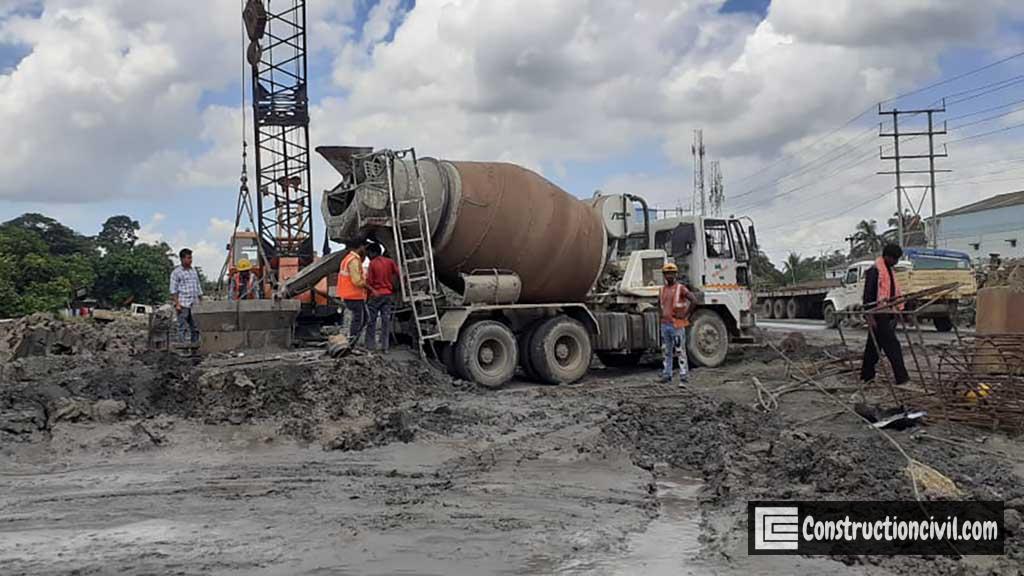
[1,317,1023,575]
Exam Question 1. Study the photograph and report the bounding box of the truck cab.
[589,193,758,366]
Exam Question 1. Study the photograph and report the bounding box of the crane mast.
[242,0,314,285]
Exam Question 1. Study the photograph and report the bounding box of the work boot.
[657,374,672,384]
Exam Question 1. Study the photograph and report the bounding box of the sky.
[2,0,1024,276]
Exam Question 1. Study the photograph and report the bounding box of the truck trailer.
[318,147,757,387]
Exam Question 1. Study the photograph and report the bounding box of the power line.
[733,147,882,212]
[949,103,1024,131]
[730,124,878,201]
[758,187,892,234]
[946,119,1024,144]
[730,107,874,186]
[730,50,1024,210]
[946,75,1024,106]
[946,96,1024,122]
[882,48,1024,104]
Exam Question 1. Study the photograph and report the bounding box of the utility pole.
[878,101,950,248]
[692,129,706,216]
[844,235,856,255]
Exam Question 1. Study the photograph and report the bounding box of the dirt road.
[1,317,1022,575]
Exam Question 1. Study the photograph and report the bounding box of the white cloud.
[0,0,240,202]
[2,0,1024,270]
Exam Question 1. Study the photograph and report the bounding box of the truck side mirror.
[747,225,758,253]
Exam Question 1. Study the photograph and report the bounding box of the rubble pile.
[0,313,148,363]
[0,315,461,448]
[604,390,1022,504]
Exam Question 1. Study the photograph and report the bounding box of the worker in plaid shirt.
[170,248,203,344]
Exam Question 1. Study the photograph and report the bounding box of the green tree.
[2,213,95,256]
[750,250,785,289]
[0,226,87,316]
[92,241,174,307]
[97,215,140,251]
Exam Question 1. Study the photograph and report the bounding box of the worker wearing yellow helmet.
[659,261,698,385]
[232,259,257,300]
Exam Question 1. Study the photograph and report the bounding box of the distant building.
[933,190,1024,262]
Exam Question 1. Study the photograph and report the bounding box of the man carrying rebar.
[861,243,910,385]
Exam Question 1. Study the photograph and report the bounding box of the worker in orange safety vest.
[337,238,370,344]
[860,243,909,385]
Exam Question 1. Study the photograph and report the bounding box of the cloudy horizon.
[2,0,1024,274]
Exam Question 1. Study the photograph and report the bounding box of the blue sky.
[1,0,1023,271]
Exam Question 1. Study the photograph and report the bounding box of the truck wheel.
[530,316,592,385]
[823,303,838,329]
[454,320,518,389]
[785,298,800,319]
[596,351,643,368]
[517,327,540,381]
[439,342,465,379]
[760,299,774,319]
[772,299,786,320]
[687,309,728,368]
[933,316,954,333]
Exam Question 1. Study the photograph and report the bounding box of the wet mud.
[1,317,1022,574]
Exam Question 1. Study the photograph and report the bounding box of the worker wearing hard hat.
[231,259,258,300]
[659,262,698,385]
[337,238,371,344]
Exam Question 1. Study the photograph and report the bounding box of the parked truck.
[317,147,757,387]
[821,249,977,331]
[756,248,977,331]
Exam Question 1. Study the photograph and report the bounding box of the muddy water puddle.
[556,473,712,576]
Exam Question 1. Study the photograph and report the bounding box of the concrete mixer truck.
[316,146,757,387]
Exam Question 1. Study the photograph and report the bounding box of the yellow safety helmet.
[237,258,253,272]
[662,262,679,273]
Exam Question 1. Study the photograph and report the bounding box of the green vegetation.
[0,213,175,317]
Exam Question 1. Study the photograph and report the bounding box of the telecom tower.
[692,129,706,216]
[243,0,314,282]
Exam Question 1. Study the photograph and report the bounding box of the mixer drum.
[435,162,607,303]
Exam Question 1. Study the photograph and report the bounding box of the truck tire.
[454,320,518,389]
[439,342,465,379]
[517,327,541,381]
[786,298,800,319]
[687,309,728,368]
[596,351,643,368]
[823,302,838,329]
[933,316,954,333]
[529,316,592,385]
[772,299,786,320]
[760,299,774,319]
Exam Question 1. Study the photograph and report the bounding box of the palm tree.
[852,219,882,258]
[783,252,804,285]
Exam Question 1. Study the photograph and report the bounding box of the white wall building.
[934,191,1024,262]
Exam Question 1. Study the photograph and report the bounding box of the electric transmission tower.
[877,101,950,248]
